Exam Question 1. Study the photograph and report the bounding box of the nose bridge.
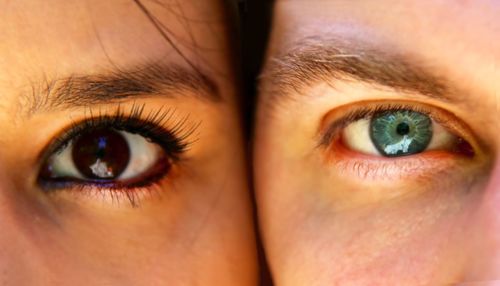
[0,168,25,241]
[463,160,500,281]
[0,170,48,284]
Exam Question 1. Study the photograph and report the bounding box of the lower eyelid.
[52,185,161,208]
[325,138,470,181]
[42,167,178,208]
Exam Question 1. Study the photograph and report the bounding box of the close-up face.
[5,0,500,284]
[255,0,500,284]
[0,0,257,285]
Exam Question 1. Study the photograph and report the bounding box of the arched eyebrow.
[21,61,220,116]
[259,36,457,106]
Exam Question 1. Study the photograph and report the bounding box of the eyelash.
[315,101,481,181]
[319,101,467,150]
[37,103,198,206]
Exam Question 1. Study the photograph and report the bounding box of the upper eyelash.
[39,103,200,164]
[318,102,453,147]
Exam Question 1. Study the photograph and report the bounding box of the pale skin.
[255,0,500,285]
[0,0,257,285]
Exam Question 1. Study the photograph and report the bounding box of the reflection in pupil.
[96,138,107,157]
[72,129,130,179]
[396,122,410,135]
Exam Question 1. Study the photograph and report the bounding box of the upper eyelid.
[36,105,194,197]
[317,100,477,151]
[36,104,197,163]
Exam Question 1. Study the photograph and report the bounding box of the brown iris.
[72,129,130,180]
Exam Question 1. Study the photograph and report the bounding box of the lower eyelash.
[37,103,198,202]
[39,154,183,208]
[44,181,165,208]
[328,140,464,181]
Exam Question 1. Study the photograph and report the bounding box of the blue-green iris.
[370,110,432,157]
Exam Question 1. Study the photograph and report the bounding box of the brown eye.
[72,129,131,179]
[40,127,169,184]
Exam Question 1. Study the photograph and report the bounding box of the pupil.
[72,129,130,179]
[370,110,432,157]
[396,122,410,135]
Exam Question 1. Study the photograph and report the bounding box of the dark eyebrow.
[22,61,220,116]
[259,36,454,105]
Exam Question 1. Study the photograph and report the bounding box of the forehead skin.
[0,0,234,101]
[269,0,500,117]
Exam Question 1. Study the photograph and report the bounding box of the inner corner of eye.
[340,118,380,156]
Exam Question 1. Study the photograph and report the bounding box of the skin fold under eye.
[37,105,196,205]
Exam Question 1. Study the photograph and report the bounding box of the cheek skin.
[318,139,483,208]
[277,176,485,285]
[259,131,490,285]
[462,163,500,281]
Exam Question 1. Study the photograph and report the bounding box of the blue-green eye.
[341,108,464,158]
[370,110,432,157]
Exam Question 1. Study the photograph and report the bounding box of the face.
[0,0,257,285]
[255,0,500,284]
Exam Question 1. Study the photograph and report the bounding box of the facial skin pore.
[255,0,500,285]
[0,1,257,285]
